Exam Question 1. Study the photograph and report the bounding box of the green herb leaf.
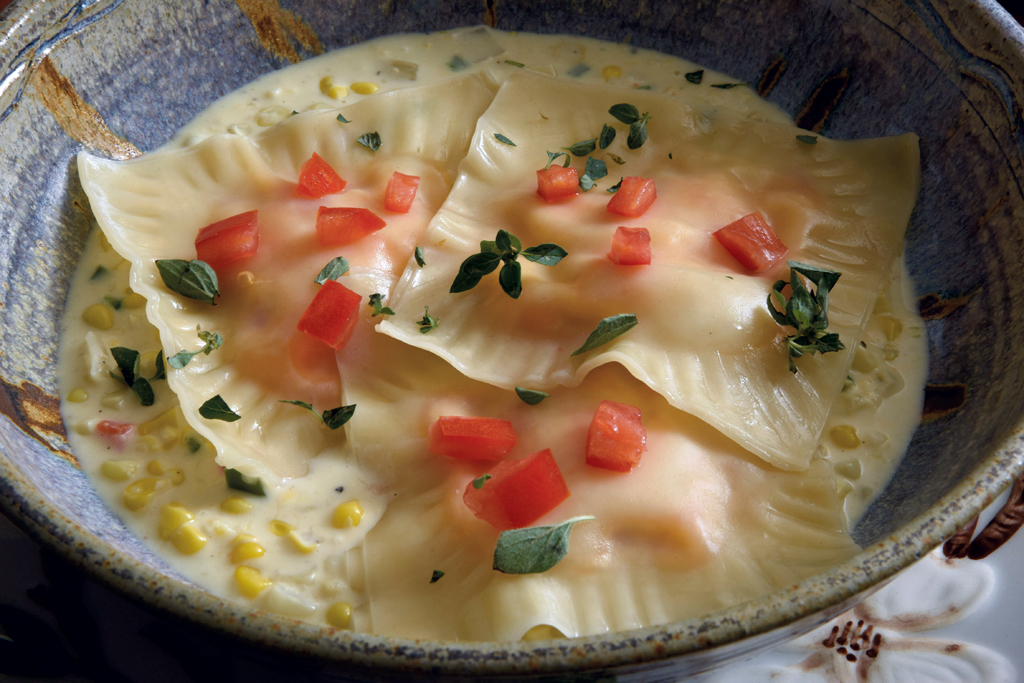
[544,150,571,170]
[515,387,550,405]
[608,103,641,124]
[199,394,241,422]
[417,307,440,334]
[152,350,166,380]
[448,55,469,71]
[315,256,350,284]
[279,399,321,422]
[492,516,595,574]
[685,69,704,84]
[336,114,351,123]
[472,474,492,489]
[495,229,521,256]
[110,347,140,386]
[562,138,597,157]
[225,468,265,496]
[450,251,502,293]
[767,261,845,373]
[578,175,596,192]
[453,232,566,297]
[104,295,123,310]
[521,244,568,266]
[627,118,648,149]
[185,436,202,454]
[322,404,356,429]
[584,157,608,181]
[669,152,673,160]
[634,84,652,90]
[131,377,155,406]
[368,293,396,317]
[414,246,426,267]
[711,82,747,89]
[566,63,590,77]
[599,124,616,150]
[607,177,624,193]
[91,265,109,280]
[430,569,446,583]
[357,131,382,151]
[168,329,223,369]
[796,134,818,145]
[498,260,522,299]
[494,133,516,146]
[504,59,525,68]
[156,259,219,304]
[571,314,638,356]
[604,153,626,166]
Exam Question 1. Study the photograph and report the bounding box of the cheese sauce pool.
[59,27,927,640]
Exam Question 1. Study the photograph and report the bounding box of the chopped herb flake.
[448,55,469,71]
[368,292,395,317]
[156,259,219,304]
[199,394,241,422]
[168,329,223,369]
[515,387,550,405]
[584,157,608,181]
[505,60,525,68]
[322,404,356,429]
[451,230,566,298]
[336,114,351,123]
[472,474,493,489]
[225,468,265,496]
[417,307,440,334]
[796,134,818,145]
[607,177,624,193]
[494,133,516,146]
[711,82,747,89]
[599,124,616,150]
[357,131,382,151]
[91,265,109,280]
[571,314,638,356]
[562,138,597,157]
[430,569,446,583]
[685,69,704,84]
[315,256,350,284]
[492,516,594,574]
[414,246,426,268]
[566,63,590,77]
[544,150,572,170]
[104,295,123,310]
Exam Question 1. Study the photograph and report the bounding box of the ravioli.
[378,72,920,471]
[78,75,496,480]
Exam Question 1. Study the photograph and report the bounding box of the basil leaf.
[279,399,321,422]
[521,244,568,266]
[430,569,446,583]
[578,175,596,192]
[598,124,616,150]
[417,307,440,334]
[515,387,550,405]
[199,394,241,422]
[584,157,608,181]
[110,347,140,386]
[152,350,166,381]
[492,516,595,574]
[472,474,492,489]
[91,265,109,280]
[357,131,382,151]
[627,119,648,149]
[607,177,624,193]
[414,246,426,267]
[448,55,469,71]
[225,468,266,496]
[315,256,350,284]
[322,404,356,430]
[796,135,818,145]
[104,295,123,310]
[498,260,522,299]
[336,114,351,124]
[368,293,395,317]
[544,150,571,170]
[685,69,704,84]
[571,314,638,356]
[494,133,516,146]
[131,377,155,406]
[711,82,746,89]
[504,59,525,68]
[566,63,590,77]
[608,103,640,124]
[562,138,597,157]
[450,252,502,293]
[156,259,219,304]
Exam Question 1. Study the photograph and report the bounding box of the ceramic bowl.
[3,0,1024,679]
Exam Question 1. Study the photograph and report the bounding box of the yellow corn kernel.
[836,480,855,499]
[835,459,863,480]
[220,496,253,514]
[139,407,182,436]
[851,345,878,374]
[329,85,348,98]
[235,566,272,598]
[170,523,207,555]
[872,294,891,315]
[73,421,92,436]
[318,76,335,94]
[333,501,363,529]
[165,468,185,486]
[122,292,147,309]
[136,435,161,452]
[231,533,258,545]
[287,530,317,554]
[602,65,622,81]
[100,389,128,410]
[350,81,378,95]
[521,624,566,641]
[101,459,138,482]
[82,304,114,330]
[269,519,295,536]
[97,230,114,252]
[158,502,194,540]
[880,316,904,342]
[829,425,861,450]
[67,388,88,403]
[883,343,900,362]
[325,601,352,628]
[237,270,257,286]
[230,541,265,564]
[146,460,164,476]
[122,477,166,511]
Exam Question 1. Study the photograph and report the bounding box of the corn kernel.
[237,271,257,286]
[836,480,855,498]
[230,541,266,563]
[74,421,92,436]
[522,624,566,641]
[350,81,378,95]
[67,388,88,403]
[883,343,900,362]
[873,294,891,315]
[880,316,903,342]
[147,460,164,476]
[851,345,877,374]
[328,85,348,98]
[333,501,363,529]
[136,435,161,452]
[325,601,352,628]
[101,459,137,481]
[82,304,114,330]
[122,477,167,511]
[97,230,114,252]
[287,530,317,554]
[140,350,160,379]
[158,502,194,539]
[220,496,253,514]
[270,519,295,536]
[165,468,185,486]
[232,533,258,545]
[829,425,861,450]
[235,566,272,598]
[319,76,335,94]
[139,407,182,436]
[100,389,128,410]
[171,523,207,555]
[835,459,863,480]
[255,105,289,127]
[123,292,147,309]
[602,65,622,81]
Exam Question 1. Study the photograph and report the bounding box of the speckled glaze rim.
[3,0,1024,678]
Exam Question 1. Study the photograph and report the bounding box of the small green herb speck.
[199,394,241,422]
[711,82,747,89]
[104,295,123,310]
[414,246,426,268]
[515,387,550,405]
[599,124,616,150]
[448,55,469,71]
[430,569,446,583]
[417,307,440,334]
[225,468,265,496]
[796,135,818,145]
[336,114,351,123]
[472,474,492,489]
[494,133,516,146]
[567,63,590,78]
[607,177,624,194]
[91,265,109,280]
[562,138,597,157]
[168,329,223,369]
[368,293,395,317]
[505,60,525,68]
[315,256,350,284]
[357,131,382,151]
[685,69,704,85]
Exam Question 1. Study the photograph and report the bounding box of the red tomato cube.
[384,172,421,213]
[607,176,657,217]
[296,279,362,350]
[536,167,579,202]
[586,400,647,473]
[713,212,788,273]
[315,207,387,246]
[95,420,135,452]
[428,416,517,461]
[296,152,347,198]
[463,449,571,530]
[608,226,651,265]
[194,210,260,269]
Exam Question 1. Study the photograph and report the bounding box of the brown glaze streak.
[967,470,1024,560]
[921,383,967,421]
[918,289,979,320]
[795,68,851,133]
[235,0,324,64]
[942,515,979,558]
[757,53,786,97]
[0,377,75,466]
[28,57,140,161]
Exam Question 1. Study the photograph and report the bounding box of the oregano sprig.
[168,328,223,369]
[279,400,356,429]
[368,293,395,317]
[109,346,155,406]
[608,103,652,150]
[450,229,567,299]
[767,261,845,373]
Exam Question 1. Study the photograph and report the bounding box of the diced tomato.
[296,279,362,350]
[608,226,651,266]
[194,210,260,269]
[315,207,387,246]
[536,167,579,202]
[586,400,647,473]
[384,172,421,213]
[428,416,517,461]
[607,176,657,217]
[95,420,135,452]
[296,152,347,198]
[463,448,570,530]
[713,212,789,273]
